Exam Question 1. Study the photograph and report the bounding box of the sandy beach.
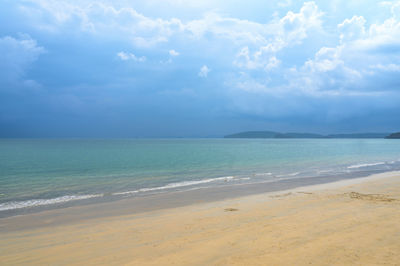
[1,171,400,265]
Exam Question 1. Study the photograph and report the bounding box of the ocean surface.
[1,138,400,214]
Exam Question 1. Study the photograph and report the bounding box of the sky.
[0,0,400,137]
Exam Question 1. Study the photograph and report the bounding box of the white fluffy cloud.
[234,2,322,71]
[198,65,210,78]
[21,0,185,47]
[279,1,323,44]
[117,51,146,62]
[234,46,281,71]
[21,0,322,51]
[169,49,179,56]
[285,6,400,96]
[21,0,267,47]
[338,16,366,42]
[226,1,400,121]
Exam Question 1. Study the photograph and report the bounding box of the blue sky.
[1,0,400,137]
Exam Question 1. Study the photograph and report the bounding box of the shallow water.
[1,138,400,213]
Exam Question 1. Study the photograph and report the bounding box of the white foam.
[276,172,300,178]
[317,169,333,174]
[287,172,300,176]
[0,194,103,211]
[254,172,272,176]
[113,176,235,196]
[347,162,385,169]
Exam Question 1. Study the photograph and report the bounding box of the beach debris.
[270,192,292,198]
[224,208,239,212]
[345,192,397,202]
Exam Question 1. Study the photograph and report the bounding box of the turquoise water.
[1,138,400,212]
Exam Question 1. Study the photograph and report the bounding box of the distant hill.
[385,132,400,139]
[327,133,389,139]
[275,133,327,138]
[224,131,390,139]
[224,131,278,138]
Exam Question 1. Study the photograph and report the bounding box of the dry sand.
[1,171,400,265]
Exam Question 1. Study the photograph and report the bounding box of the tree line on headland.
[385,132,400,139]
[224,131,400,139]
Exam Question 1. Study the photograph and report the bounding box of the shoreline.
[1,170,399,232]
[1,170,400,265]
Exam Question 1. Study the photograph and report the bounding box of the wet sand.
[1,171,400,265]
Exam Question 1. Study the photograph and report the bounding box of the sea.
[1,138,400,215]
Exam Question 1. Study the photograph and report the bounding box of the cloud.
[21,0,185,47]
[292,7,400,94]
[117,51,146,62]
[237,3,400,98]
[20,0,321,51]
[234,46,281,71]
[338,16,366,42]
[370,63,400,72]
[12,1,399,96]
[279,1,323,43]
[278,0,293,8]
[3,0,400,135]
[234,2,323,71]
[393,2,400,20]
[169,49,179,56]
[224,1,400,124]
[0,34,45,86]
[198,65,210,78]
[292,45,363,95]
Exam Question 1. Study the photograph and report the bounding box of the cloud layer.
[0,0,399,137]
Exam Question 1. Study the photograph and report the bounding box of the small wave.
[0,194,103,211]
[113,176,235,196]
[276,172,300,178]
[254,172,272,176]
[347,162,385,169]
[317,169,333,174]
[287,172,300,176]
